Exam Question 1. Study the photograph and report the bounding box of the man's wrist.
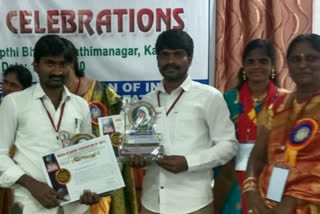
[16,174,37,190]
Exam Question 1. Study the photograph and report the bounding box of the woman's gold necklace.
[252,93,267,105]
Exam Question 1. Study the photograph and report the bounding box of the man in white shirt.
[0,35,99,214]
[129,29,239,214]
[0,65,32,214]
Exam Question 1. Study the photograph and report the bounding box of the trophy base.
[119,143,164,161]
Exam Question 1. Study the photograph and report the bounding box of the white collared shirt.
[141,76,239,214]
[0,83,92,214]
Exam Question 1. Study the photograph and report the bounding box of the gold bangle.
[243,182,257,190]
[243,180,257,187]
[242,187,258,194]
[243,176,257,186]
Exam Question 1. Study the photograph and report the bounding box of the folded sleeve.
[186,91,239,171]
[0,96,25,187]
[79,100,93,134]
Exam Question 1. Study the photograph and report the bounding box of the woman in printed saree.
[214,39,287,214]
[63,38,138,214]
[245,34,320,214]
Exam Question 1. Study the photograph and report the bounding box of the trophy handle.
[69,133,95,145]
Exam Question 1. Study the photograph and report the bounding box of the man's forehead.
[40,55,66,62]
[160,49,186,53]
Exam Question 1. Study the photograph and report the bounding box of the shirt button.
[160,186,164,189]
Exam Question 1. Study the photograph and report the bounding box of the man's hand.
[17,174,60,209]
[157,155,188,174]
[79,190,100,205]
[126,155,147,168]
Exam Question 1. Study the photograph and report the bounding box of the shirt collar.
[33,83,71,102]
[157,75,192,94]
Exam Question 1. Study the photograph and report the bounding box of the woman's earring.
[242,70,247,81]
[271,68,275,79]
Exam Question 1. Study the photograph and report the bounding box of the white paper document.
[41,136,125,205]
[266,166,289,202]
[235,143,255,171]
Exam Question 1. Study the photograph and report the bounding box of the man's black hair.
[61,38,85,77]
[33,35,73,64]
[155,29,194,57]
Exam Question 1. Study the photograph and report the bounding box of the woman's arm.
[245,126,298,214]
[246,125,269,178]
[244,125,270,213]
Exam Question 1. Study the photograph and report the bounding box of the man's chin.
[163,73,187,82]
[47,82,65,88]
[46,79,66,88]
[162,72,178,80]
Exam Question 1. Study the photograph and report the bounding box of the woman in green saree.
[214,39,287,214]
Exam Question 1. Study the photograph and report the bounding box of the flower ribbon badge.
[89,101,107,125]
[284,118,318,167]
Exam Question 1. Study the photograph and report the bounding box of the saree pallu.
[259,93,320,213]
[83,81,138,214]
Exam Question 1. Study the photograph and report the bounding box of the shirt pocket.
[59,111,83,137]
[174,111,205,141]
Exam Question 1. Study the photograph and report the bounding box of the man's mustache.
[49,75,64,79]
[163,64,180,70]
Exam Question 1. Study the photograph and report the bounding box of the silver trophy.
[120,100,164,160]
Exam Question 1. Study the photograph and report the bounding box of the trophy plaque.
[98,114,125,157]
